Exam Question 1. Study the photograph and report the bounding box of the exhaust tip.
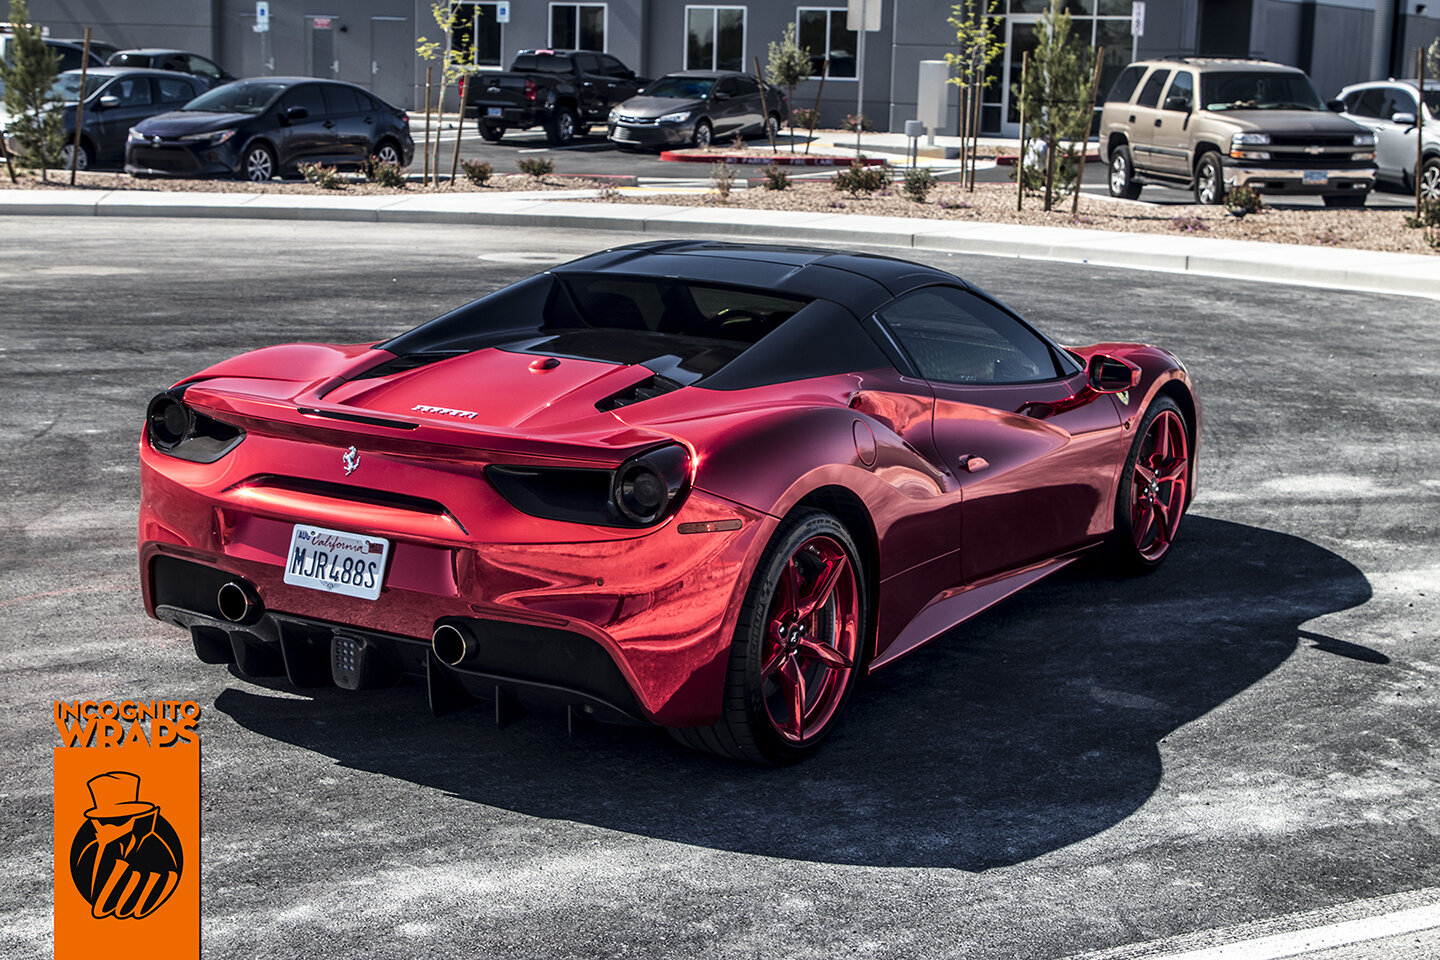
[217,581,261,625]
[432,622,479,667]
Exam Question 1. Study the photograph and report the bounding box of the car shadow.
[214,516,1375,870]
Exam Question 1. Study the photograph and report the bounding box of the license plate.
[283,523,390,601]
[1303,170,1327,184]
[486,107,502,117]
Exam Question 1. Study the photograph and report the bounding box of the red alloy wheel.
[760,534,860,743]
[1129,408,1190,562]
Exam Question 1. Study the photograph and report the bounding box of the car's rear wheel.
[478,121,504,142]
[545,106,577,145]
[670,509,865,764]
[60,140,91,171]
[241,144,276,182]
[692,119,713,149]
[1194,150,1224,205]
[1110,396,1190,573]
[373,139,402,166]
[1420,158,1440,203]
[1108,144,1141,199]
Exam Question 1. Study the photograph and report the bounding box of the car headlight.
[180,128,237,145]
[145,393,245,463]
[607,108,618,122]
[658,111,692,125]
[1352,133,1375,147]
[127,127,145,143]
[1231,132,1270,146]
[485,443,691,528]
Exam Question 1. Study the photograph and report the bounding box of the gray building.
[24,1,1440,133]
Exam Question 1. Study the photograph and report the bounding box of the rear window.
[511,53,574,74]
[559,275,808,343]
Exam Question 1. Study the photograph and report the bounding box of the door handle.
[323,120,335,128]
[1154,118,1162,127]
[1128,114,1136,123]
[957,455,989,473]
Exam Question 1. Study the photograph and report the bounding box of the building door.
[370,17,410,108]
[307,16,338,78]
[995,17,1039,139]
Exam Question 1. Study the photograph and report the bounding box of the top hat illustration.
[84,772,158,820]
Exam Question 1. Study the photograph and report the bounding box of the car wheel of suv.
[242,144,276,182]
[692,119,713,149]
[478,121,503,142]
[545,106,577,145]
[1194,151,1223,205]
[60,141,91,172]
[1322,193,1367,208]
[1421,158,1440,203]
[1109,144,1141,199]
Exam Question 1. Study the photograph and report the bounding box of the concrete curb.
[659,151,887,167]
[4,189,1437,300]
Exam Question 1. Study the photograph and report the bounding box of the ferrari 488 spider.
[139,241,1199,763]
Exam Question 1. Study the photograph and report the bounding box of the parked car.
[1099,58,1376,206]
[138,240,1200,764]
[1337,78,1440,201]
[0,34,107,71]
[460,49,647,145]
[126,77,413,181]
[608,70,787,149]
[55,37,122,62]
[23,67,207,170]
[107,48,234,90]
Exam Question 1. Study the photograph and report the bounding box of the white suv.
[1337,79,1440,201]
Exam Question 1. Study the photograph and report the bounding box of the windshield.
[50,73,108,102]
[183,82,285,114]
[1202,72,1325,111]
[640,76,714,99]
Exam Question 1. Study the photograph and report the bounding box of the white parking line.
[1094,902,1440,960]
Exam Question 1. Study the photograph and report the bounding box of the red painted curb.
[659,151,887,167]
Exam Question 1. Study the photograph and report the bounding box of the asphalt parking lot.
[1,218,1436,959]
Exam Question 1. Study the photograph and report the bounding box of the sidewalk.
[3,187,1436,300]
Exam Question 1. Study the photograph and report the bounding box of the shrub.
[299,162,343,189]
[902,167,935,202]
[833,160,887,196]
[596,180,621,200]
[1224,185,1263,217]
[762,165,790,190]
[516,156,554,179]
[366,157,407,188]
[710,161,736,199]
[460,159,493,185]
[1168,215,1209,233]
[842,112,872,133]
[1403,198,1440,229]
[730,129,746,150]
[791,107,819,131]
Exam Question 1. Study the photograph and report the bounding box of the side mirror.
[284,105,308,122]
[98,95,121,110]
[1162,96,1190,113]
[1327,98,1345,112]
[1088,354,1141,393]
[712,91,730,101]
[1391,111,1417,125]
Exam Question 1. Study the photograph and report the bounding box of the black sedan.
[107,48,235,90]
[126,77,413,181]
[50,68,208,170]
[607,71,787,149]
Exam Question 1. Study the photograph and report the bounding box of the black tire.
[1322,193,1367,208]
[373,139,403,167]
[241,143,276,182]
[1108,396,1191,575]
[763,114,781,140]
[60,140,91,172]
[478,121,504,143]
[692,119,713,149]
[1420,157,1440,203]
[669,509,866,764]
[1108,144,1141,199]
[544,106,577,145]
[1193,150,1224,205]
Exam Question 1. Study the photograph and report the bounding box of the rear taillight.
[525,78,537,102]
[457,76,466,100]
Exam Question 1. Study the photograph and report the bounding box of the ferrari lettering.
[412,404,478,419]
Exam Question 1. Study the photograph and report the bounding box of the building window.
[451,2,504,67]
[550,3,606,51]
[685,6,746,72]
[797,7,856,79]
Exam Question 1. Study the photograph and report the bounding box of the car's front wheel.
[670,509,865,764]
[241,144,276,182]
[692,119,713,149]
[1420,157,1440,203]
[1110,396,1191,573]
[1194,150,1224,205]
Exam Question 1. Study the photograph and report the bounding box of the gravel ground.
[0,168,603,195]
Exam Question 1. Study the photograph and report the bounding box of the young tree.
[766,22,811,153]
[416,0,478,184]
[945,0,1003,191]
[1015,0,1094,211]
[0,0,64,180]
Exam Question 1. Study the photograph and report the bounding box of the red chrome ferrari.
[139,241,1199,763]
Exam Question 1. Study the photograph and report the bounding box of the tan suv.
[1099,58,1376,207]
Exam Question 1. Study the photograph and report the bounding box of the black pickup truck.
[461,49,647,145]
